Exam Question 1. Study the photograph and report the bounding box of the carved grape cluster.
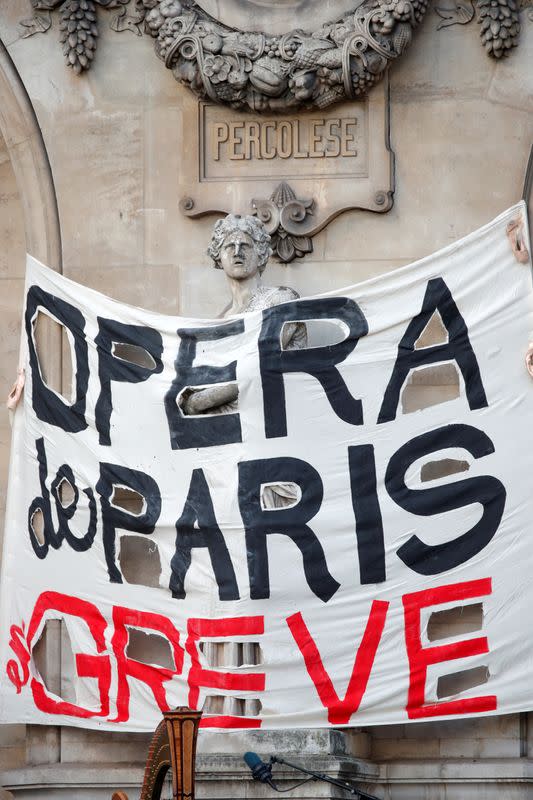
[59,0,98,73]
[22,0,148,72]
[157,17,184,58]
[477,0,520,57]
[145,0,182,37]
[265,39,282,59]
[372,0,413,34]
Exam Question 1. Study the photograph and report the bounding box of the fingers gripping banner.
[1,204,533,732]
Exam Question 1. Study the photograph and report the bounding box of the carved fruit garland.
[144,0,430,111]
[22,0,429,104]
[22,0,526,95]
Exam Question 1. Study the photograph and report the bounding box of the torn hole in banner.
[112,342,157,370]
[421,458,470,482]
[437,666,490,699]
[414,310,449,349]
[60,620,77,704]
[32,619,61,694]
[241,641,263,667]
[203,695,262,717]
[119,535,161,588]
[57,477,76,509]
[281,319,348,350]
[126,628,175,670]
[427,603,484,642]
[61,321,74,399]
[260,481,301,510]
[30,508,45,546]
[243,698,262,717]
[177,383,239,416]
[32,308,75,403]
[404,447,473,490]
[110,485,146,516]
[199,641,263,668]
[401,362,460,414]
[203,694,225,714]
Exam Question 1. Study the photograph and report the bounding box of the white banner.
[1,203,533,732]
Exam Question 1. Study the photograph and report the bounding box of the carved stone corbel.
[252,183,315,264]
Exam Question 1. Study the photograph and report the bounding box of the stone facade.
[0,1,532,798]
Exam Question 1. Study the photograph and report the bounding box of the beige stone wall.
[0,3,531,317]
[0,0,532,791]
[0,131,25,552]
[0,132,27,772]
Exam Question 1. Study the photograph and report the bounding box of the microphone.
[243,752,277,789]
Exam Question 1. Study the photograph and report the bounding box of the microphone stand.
[270,756,381,800]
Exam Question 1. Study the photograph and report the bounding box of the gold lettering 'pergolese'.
[211,118,358,162]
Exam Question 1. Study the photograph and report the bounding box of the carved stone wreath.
[22,0,525,109]
[144,0,429,111]
[22,0,429,109]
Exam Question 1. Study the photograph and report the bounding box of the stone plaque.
[180,79,394,239]
[201,107,361,182]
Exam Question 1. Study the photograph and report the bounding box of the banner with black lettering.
[1,203,533,731]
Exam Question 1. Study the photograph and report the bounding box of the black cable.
[269,756,380,800]
[272,778,314,792]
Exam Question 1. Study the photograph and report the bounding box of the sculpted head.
[208,214,272,279]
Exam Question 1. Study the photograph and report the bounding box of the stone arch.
[0,38,63,777]
[0,38,61,270]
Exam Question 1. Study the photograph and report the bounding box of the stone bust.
[180,213,306,418]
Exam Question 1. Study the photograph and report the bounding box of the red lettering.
[186,616,265,729]
[287,600,389,725]
[27,591,110,719]
[403,577,496,719]
[6,624,31,694]
[111,606,184,723]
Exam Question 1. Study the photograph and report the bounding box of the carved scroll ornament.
[252,183,315,263]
